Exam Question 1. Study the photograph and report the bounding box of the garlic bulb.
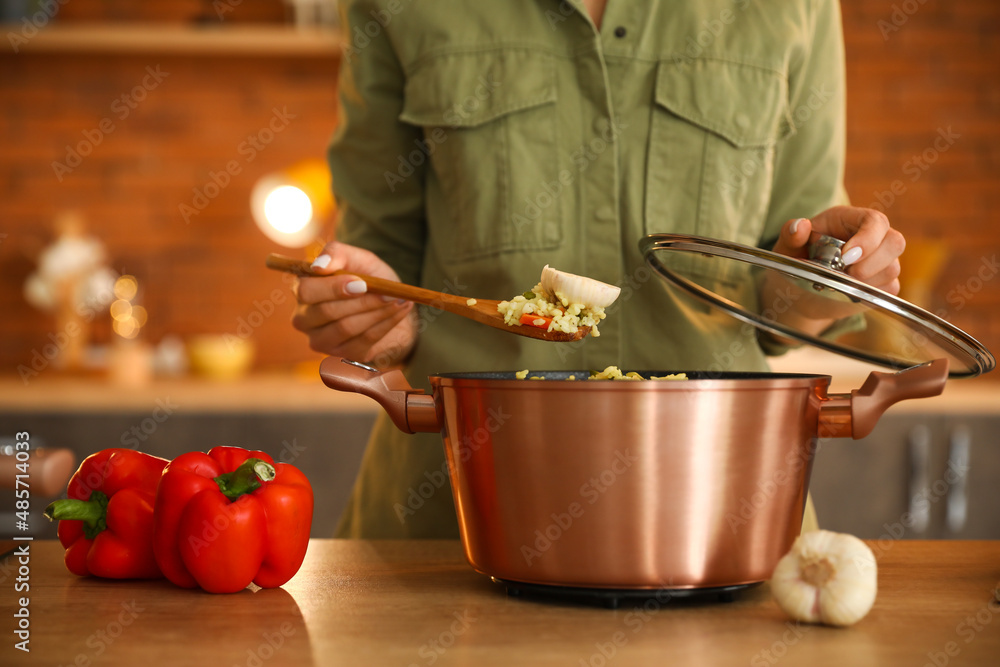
[539,265,621,309]
[770,530,877,627]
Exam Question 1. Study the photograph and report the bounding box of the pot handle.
[819,359,949,439]
[318,357,441,434]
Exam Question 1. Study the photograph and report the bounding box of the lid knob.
[808,234,846,271]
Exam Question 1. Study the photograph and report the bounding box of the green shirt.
[330,0,843,537]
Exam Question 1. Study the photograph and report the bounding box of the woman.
[293,0,904,538]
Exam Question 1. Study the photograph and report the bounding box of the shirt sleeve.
[327,0,427,287]
[756,0,865,356]
[760,0,849,249]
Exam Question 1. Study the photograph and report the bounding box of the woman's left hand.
[771,206,906,294]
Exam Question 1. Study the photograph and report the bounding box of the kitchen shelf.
[1,22,342,56]
[0,372,377,413]
[0,369,996,414]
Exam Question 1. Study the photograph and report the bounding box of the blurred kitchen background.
[1,1,998,539]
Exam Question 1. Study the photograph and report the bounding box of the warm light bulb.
[263,185,313,234]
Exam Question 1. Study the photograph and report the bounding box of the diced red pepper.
[519,313,554,329]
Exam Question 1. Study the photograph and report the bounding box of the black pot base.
[491,577,761,609]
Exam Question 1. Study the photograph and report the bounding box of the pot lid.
[640,233,995,378]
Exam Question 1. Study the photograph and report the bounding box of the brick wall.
[840,1,1000,358]
[0,1,998,376]
[0,0,340,373]
[56,0,286,23]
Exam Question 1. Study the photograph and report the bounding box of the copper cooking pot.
[320,356,949,590]
[317,234,992,592]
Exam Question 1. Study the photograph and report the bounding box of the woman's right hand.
[292,241,417,367]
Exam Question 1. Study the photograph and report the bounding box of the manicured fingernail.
[790,218,807,235]
[345,280,367,294]
[311,254,331,269]
[842,247,863,266]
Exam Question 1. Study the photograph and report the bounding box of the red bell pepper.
[153,446,313,594]
[44,448,168,579]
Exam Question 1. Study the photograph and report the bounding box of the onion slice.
[540,265,621,309]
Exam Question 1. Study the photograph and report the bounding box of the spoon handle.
[266,253,587,342]
[265,254,471,308]
[264,254,322,277]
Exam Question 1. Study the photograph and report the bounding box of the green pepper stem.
[215,458,276,501]
[44,490,109,540]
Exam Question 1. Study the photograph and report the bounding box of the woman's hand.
[292,242,417,367]
[772,206,905,294]
[762,206,906,338]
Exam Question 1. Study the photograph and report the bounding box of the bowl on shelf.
[187,335,255,380]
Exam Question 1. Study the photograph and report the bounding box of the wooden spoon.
[266,254,590,342]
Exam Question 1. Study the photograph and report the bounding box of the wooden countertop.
[1,540,998,666]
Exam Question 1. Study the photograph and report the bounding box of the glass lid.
[640,233,995,378]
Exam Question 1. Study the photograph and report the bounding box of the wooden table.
[1,540,998,666]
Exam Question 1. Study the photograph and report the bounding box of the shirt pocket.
[400,49,561,263]
[645,58,792,287]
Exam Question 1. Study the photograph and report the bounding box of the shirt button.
[735,112,750,129]
[594,117,611,136]
[595,206,615,221]
[614,26,627,38]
